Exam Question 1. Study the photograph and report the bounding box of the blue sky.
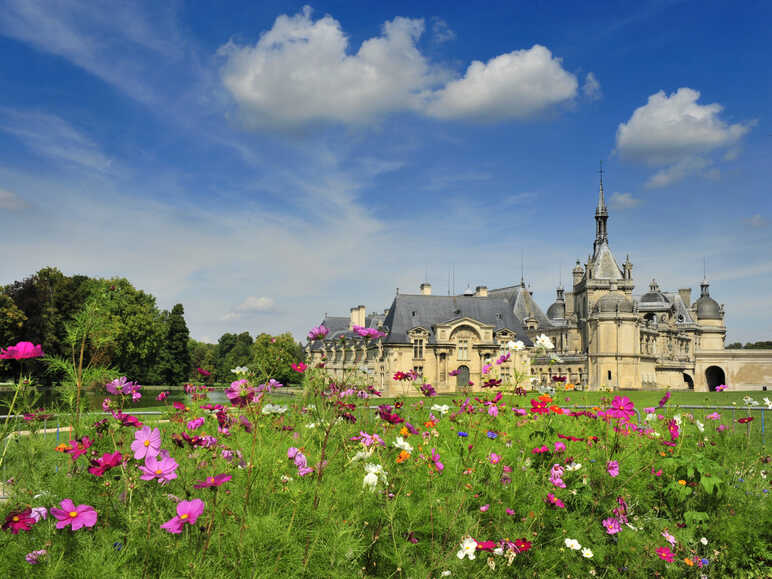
[0,0,769,344]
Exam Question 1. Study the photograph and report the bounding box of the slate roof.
[590,242,623,280]
[381,294,532,345]
[488,283,554,330]
[308,313,386,349]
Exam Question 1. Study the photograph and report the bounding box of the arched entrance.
[456,365,470,389]
[705,366,726,391]
[682,373,694,390]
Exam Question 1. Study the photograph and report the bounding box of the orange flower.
[538,394,553,403]
[565,383,575,390]
[549,405,564,414]
[684,558,694,567]
[399,426,409,436]
[678,479,686,486]
[396,450,410,463]
[424,421,436,428]
[55,443,72,452]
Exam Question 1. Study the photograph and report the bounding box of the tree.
[158,304,191,385]
[189,338,217,380]
[250,333,304,386]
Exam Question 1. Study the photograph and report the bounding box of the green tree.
[189,338,217,380]
[250,332,303,386]
[158,304,191,385]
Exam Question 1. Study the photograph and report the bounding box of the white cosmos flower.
[700,537,708,545]
[393,436,413,453]
[564,538,581,550]
[262,403,288,415]
[695,420,705,433]
[507,340,525,351]
[230,366,249,374]
[457,536,477,560]
[581,547,594,558]
[534,334,554,350]
[362,472,379,492]
[763,397,772,409]
[565,463,582,471]
[431,404,450,415]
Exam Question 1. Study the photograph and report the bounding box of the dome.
[594,292,634,313]
[695,296,721,319]
[547,301,565,319]
[640,279,668,305]
[695,280,722,320]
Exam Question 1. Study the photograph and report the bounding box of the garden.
[0,331,769,578]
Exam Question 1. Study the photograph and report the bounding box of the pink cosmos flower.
[554,441,566,453]
[656,546,675,562]
[194,474,232,488]
[430,448,444,472]
[489,452,501,465]
[481,364,493,375]
[602,517,621,534]
[658,391,671,408]
[607,460,619,477]
[545,493,565,508]
[29,507,47,522]
[506,508,516,516]
[448,369,460,376]
[479,504,490,512]
[532,445,549,454]
[186,417,205,431]
[291,362,307,373]
[706,412,720,420]
[157,391,169,401]
[352,325,385,339]
[608,396,635,421]
[2,508,36,533]
[50,499,97,530]
[717,424,728,432]
[488,405,499,417]
[197,367,211,377]
[225,379,256,407]
[25,549,47,564]
[160,499,204,534]
[661,530,677,546]
[138,450,179,484]
[88,452,123,477]
[131,426,161,460]
[307,325,329,341]
[64,436,92,461]
[715,384,726,392]
[0,341,44,359]
[550,464,566,488]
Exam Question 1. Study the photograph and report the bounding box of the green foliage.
[250,332,303,385]
[158,304,192,385]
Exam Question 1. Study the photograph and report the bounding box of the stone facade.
[308,174,772,394]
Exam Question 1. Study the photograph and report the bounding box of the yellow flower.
[684,558,694,566]
[678,479,686,486]
[399,426,409,436]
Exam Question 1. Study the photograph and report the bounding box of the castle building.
[308,173,772,395]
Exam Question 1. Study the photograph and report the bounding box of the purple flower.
[489,452,501,465]
[602,517,621,534]
[138,450,179,484]
[186,417,205,431]
[606,460,619,477]
[50,499,97,531]
[160,499,204,534]
[25,549,47,565]
[307,325,329,341]
[29,507,47,522]
[607,396,635,421]
[131,426,161,460]
[194,473,232,488]
[430,448,444,472]
[658,391,671,408]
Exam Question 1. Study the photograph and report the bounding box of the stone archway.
[456,365,470,389]
[705,366,726,391]
[682,373,694,390]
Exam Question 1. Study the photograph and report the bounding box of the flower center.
[155,469,163,475]
[69,511,78,518]
[144,440,150,447]
[12,516,19,522]
[180,513,188,520]
[208,477,214,483]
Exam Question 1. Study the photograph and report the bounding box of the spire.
[593,161,609,255]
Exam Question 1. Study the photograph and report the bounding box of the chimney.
[349,307,358,330]
[678,288,691,308]
[358,305,366,327]
[420,282,432,295]
[474,285,488,297]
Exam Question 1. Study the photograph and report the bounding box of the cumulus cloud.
[219,8,579,127]
[0,188,26,210]
[616,88,752,187]
[582,72,602,101]
[608,192,640,209]
[425,45,578,120]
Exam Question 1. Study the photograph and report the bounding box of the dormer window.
[412,338,424,359]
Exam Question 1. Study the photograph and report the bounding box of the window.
[607,370,612,380]
[413,338,424,359]
[413,365,423,377]
[457,339,469,360]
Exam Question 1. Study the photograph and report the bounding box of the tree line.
[726,341,772,350]
[0,267,303,386]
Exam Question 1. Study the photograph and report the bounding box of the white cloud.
[426,45,578,120]
[219,7,439,128]
[616,88,752,187]
[220,9,579,127]
[582,72,602,101]
[237,296,276,313]
[608,192,640,209]
[431,17,456,44]
[0,188,25,210]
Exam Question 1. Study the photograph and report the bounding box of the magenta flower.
[157,391,169,401]
[307,325,329,341]
[656,546,675,562]
[506,508,516,516]
[545,493,565,508]
[602,517,621,534]
[488,405,499,417]
[550,464,566,488]
[88,452,123,477]
[2,508,36,533]
[481,363,493,375]
[186,417,205,431]
[138,450,179,484]
[50,499,97,530]
[607,460,619,477]
[197,367,211,377]
[291,362,307,373]
[479,504,490,512]
[64,436,92,461]
[715,384,726,392]
[194,474,232,488]
[554,441,566,453]
[105,376,141,399]
[0,341,44,359]
[489,452,501,465]
[448,368,460,376]
[706,412,721,420]
[608,396,635,421]
[131,426,161,460]
[225,379,256,407]
[430,448,444,472]
[160,499,204,534]
[657,391,671,408]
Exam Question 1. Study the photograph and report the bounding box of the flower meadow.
[0,339,770,577]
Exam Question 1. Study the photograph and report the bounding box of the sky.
[0,0,770,345]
